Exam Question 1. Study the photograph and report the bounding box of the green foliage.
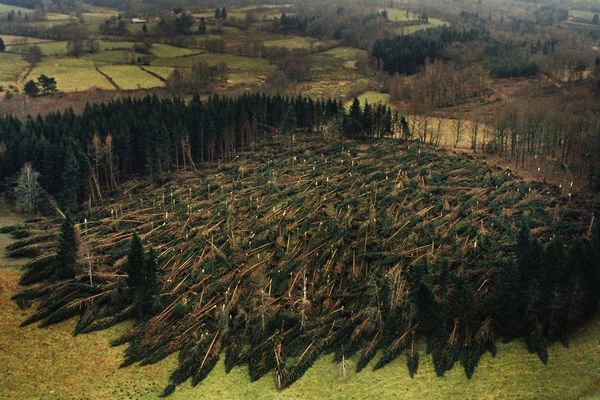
[125,234,159,319]
[23,80,39,97]
[54,213,78,280]
[489,58,538,78]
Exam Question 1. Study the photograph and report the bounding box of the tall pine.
[54,212,78,280]
[125,234,159,319]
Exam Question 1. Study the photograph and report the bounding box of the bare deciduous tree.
[14,163,41,214]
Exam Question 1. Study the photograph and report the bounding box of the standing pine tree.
[281,104,297,135]
[125,234,159,319]
[125,234,145,290]
[60,151,80,210]
[141,249,159,316]
[346,98,363,138]
[54,212,78,280]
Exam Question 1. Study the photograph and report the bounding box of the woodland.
[0,0,599,398]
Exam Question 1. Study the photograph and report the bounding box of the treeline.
[489,58,538,78]
[371,26,486,75]
[270,6,391,49]
[342,98,394,139]
[487,99,600,191]
[0,94,397,210]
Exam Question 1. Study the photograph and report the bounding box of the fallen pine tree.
[7,137,600,395]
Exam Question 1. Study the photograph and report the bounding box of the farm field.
[0,52,28,87]
[30,58,113,92]
[99,65,165,90]
[0,2,379,96]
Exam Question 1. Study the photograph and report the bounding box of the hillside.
[2,137,598,397]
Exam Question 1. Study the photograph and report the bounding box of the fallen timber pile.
[6,137,599,395]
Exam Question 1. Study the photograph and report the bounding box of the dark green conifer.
[54,212,78,280]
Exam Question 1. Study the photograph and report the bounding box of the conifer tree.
[60,151,80,210]
[54,212,78,280]
[125,234,159,319]
[281,104,297,135]
[24,80,39,97]
[347,98,362,138]
[125,234,145,290]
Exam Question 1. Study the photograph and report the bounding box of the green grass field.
[569,9,597,22]
[30,58,113,92]
[84,49,137,64]
[0,52,28,85]
[99,65,165,90]
[307,46,373,98]
[150,43,199,59]
[0,34,50,45]
[345,91,391,108]
[153,52,276,77]
[380,8,420,21]
[0,221,598,400]
[395,18,448,35]
[263,36,330,49]
[142,66,174,80]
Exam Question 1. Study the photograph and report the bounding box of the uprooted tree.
[5,136,598,396]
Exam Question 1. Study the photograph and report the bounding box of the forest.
[0,0,600,398]
[0,94,396,210]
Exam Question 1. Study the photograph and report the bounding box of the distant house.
[131,18,147,24]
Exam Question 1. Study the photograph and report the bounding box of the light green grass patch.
[0,34,50,45]
[6,40,68,56]
[569,9,597,22]
[150,43,198,59]
[345,91,390,109]
[380,8,420,22]
[0,52,28,84]
[98,40,137,51]
[99,65,165,90]
[153,52,276,76]
[318,46,366,62]
[263,36,329,49]
[395,18,448,35]
[30,58,113,92]
[84,49,136,64]
[34,41,68,56]
[142,66,174,80]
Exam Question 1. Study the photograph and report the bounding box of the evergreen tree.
[24,80,39,97]
[281,104,297,135]
[125,234,159,319]
[54,212,78,280]
[37,74,57,96]
[347,98,362,138]
[60,151,80,210]
[198,17,207,34]
[221,7,228,20]
[125,234,145,290]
